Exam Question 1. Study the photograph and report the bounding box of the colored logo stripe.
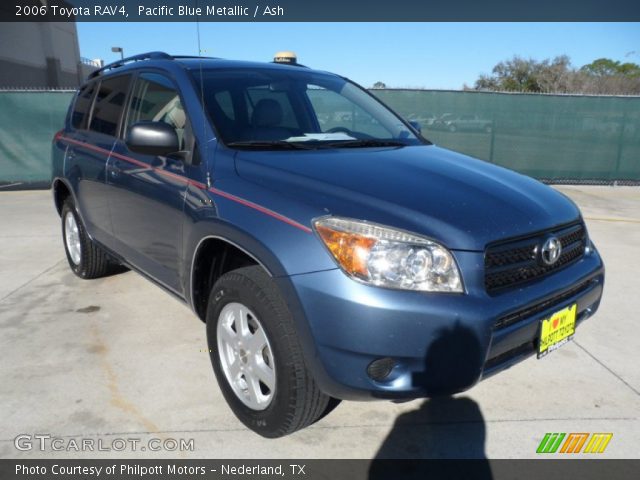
[536,433,565,453]
[560,433,589,454]
[537,433,613,454]
[583,433,613,454]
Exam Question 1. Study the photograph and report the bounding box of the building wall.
[0,18,84,88]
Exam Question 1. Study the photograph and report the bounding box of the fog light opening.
[367,357,397,382]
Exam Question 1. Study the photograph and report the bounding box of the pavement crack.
[574,340,640,397]
[89,323,163,435]
[0,260,64,304]
[1,416,637,441]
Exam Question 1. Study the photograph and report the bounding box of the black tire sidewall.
[206,269,301,438]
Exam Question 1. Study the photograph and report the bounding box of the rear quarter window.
[71,83,97,129]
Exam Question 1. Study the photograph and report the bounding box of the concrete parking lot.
[1,186,639,459]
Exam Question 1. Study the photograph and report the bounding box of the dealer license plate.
[537,304,577,359]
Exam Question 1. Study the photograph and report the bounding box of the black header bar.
[3,0,640,22]
[1,459,639,480]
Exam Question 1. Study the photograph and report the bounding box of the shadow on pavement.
[368,396,492,479]
[369,321,493,479]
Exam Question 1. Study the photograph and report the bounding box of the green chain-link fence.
[0,91,73,188]
[1,89,638,188]
[373,89,640,184]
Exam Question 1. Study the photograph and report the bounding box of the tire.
[206,266,330,437]
[61,198,118,279]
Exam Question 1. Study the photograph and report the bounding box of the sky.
[77,22,640,89]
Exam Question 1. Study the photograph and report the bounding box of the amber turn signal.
[315,224,376,278]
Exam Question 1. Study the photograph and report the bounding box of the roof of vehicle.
[89,51,321,81]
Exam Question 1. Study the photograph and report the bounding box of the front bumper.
[279,247,604,400]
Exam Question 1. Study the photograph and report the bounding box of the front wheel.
[206,266,331,437]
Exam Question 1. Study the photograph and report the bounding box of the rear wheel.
[206,266,331,437]
[61,199,119,279]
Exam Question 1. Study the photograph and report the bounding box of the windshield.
[191,68,424,149]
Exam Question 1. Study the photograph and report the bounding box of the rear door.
[65,76,130,247]
[107,72,194,294]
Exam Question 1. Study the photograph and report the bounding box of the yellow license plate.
[538,304,577,358]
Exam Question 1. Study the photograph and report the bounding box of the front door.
[107,72,192,294]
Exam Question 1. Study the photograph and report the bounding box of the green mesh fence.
[0,90,638,187]
[373,90,640,183]
[0,91,73,187]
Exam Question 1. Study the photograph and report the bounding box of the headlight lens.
[314,217,463,292]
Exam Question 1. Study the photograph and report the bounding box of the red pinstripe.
[207,187,312,233]
[59,136,311,234]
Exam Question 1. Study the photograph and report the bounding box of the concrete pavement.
[1,186,639,459]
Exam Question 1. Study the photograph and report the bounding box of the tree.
[474,55,572,93]
[473,55,640,95]
[581,58,640,77]
[372,81,387,89]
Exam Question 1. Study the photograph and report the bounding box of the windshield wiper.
[319,139,408,148]
[226,140,316,150]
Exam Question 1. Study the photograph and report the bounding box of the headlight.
[313,217,463,293]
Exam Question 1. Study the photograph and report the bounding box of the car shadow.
[369,322,493,479]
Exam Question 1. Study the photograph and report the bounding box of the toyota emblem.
[540,236,562,266]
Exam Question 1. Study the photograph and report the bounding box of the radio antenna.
[195,3,211,188]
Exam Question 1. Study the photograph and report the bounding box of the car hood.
[234,145,581,251]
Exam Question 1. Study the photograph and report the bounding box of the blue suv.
[52,52,604,437]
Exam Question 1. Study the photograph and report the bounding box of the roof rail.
[88,51,172,79]
[171,55,219,60]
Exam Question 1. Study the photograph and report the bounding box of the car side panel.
[63,131,116,246]
[108,138,189,294]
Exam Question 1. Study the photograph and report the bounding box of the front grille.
[493,278,595,330]
[484,341,534,371]
[485,222,587,294]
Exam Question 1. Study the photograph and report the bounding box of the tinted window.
[307,85,388,138]
[246,87,300,130]
[89,75,131,136]
[126,73,188,150]
[192,69,420,146]
[214,90,235,120]
[71,82,96,129]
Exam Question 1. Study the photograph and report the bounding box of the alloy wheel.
[216,302,276,410]
[64,211,82,265]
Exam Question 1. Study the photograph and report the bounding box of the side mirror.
[408,120,422,134]
[126,121,179,156]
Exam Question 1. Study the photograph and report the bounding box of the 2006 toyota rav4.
[52,52,604,437]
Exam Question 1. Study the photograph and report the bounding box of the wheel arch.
[52,177,74,216]
[189,234,276,322]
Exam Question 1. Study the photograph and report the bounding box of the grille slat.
[485,222,587,294]
[493,279,595,330]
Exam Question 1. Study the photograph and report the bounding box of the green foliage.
[581,58,640,77]
[475,55,640,95]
